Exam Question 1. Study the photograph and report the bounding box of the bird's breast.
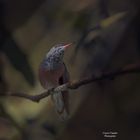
[39,64,65,89]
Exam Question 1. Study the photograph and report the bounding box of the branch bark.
[1,63,140,102]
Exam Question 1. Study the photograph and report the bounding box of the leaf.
[100,12,127,28]
[1,37,35,86]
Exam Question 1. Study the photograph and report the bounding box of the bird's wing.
[59,63,70,113]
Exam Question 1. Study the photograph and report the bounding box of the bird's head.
[44,43,72,69]
[47,43,71,60]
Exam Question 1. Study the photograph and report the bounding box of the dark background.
[0,0,140,139]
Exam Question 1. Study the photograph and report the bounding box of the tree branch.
[1,63,140,102]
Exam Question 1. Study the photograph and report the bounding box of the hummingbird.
[39,43,71,120]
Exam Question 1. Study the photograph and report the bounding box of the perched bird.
[39,43,71,120]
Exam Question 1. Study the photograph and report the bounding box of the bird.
[39,43,72,120]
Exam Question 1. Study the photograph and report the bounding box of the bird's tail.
[51,90,69,121]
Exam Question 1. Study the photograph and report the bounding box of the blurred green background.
[0,0,140,139]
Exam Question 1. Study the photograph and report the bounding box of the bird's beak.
[63,43,72,49]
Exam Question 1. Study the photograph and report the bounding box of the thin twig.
[0,63,140,102]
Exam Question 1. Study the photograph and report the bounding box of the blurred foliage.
[0,0,140,139]
[0,0,35,88]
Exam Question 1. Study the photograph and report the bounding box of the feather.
[51,63,70,120]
